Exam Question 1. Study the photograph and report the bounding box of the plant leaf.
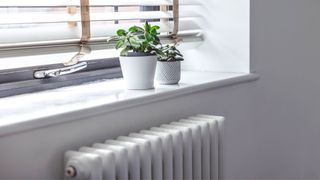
[111,21,162,55]
[115,40,124,49]
[128,37,141,48]
[128,26,139,33]
[116,29,126,36]
[150,26,160,35]
[144,21,151,33]
[120,47,130,56]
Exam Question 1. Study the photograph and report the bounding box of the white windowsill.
[0,71,259,137]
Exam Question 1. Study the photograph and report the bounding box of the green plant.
[157,44,184,62]
[111,22,163,56]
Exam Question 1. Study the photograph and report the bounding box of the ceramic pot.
[120,52,157,90]
[155,61,181,85]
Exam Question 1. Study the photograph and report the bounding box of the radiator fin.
[140,129,174,180]
[64,114,224,180]
[129,133,163,180]
[180,119,211,180]
[170,121,202,180]
[117,136,152,180]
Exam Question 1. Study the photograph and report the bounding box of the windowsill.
[0,71,259,137]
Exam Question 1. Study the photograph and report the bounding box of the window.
[0,0,202,96]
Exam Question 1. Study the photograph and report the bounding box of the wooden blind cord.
[171,0,181,44]
[160,5,169,25]
[64,0,180,66]
[64,0,91,66]
[67,5,77,28]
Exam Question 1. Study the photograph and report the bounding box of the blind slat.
[0,14,75,25]
[0,0,74,7]
[0,11,171,24]
[0,31,203,58]
[89,0,172,6]
[0,18,201,44]
[89,0,200,6]
[0,0,200,7]
[0,10,201,25]
[91,19,201,37]
[0,0,204,60]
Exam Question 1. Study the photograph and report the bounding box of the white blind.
[0,0,203,58]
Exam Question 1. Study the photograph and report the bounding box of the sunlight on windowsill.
[0,70,258,136]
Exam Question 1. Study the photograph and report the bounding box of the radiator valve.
[65,166,77,178]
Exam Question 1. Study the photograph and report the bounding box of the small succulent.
[157,44,184,62]
[110,22,164,56]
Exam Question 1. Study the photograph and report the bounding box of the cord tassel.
[64,0,91,66]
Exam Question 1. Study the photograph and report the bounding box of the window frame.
[0,0,203,97]
[0,57,122,98]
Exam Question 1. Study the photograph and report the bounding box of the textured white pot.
[156,61,181,85]
[120,53,157,90]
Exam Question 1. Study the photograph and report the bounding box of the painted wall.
[182,0,251,73]
[1,0,320,179]
[248,0,320,179]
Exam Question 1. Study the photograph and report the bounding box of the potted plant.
[156,44,184,85]
[112,22,163,90]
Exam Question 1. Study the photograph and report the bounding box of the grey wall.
[1,0,320,179]
[248,0,320,179]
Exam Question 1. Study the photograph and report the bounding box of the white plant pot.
[156,61,181,85]
[120,53,157,90]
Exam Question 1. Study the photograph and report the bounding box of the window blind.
[0,0,203,59]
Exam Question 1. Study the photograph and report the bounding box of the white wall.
[182,0,250,73]
[1,0,320,179]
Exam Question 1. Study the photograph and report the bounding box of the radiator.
[64,114,224,180]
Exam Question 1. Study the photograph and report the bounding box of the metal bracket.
[33,62,87,79]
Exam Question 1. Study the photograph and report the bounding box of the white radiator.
[64,114,224,180]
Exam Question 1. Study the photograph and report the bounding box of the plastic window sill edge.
[0,71,259,137]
